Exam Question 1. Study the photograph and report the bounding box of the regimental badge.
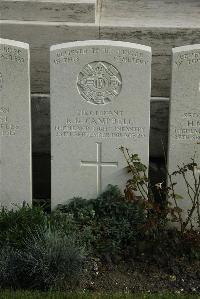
[0,72,3,91]
[77,61,122,105]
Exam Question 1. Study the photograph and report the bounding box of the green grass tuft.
[0,291,199,299]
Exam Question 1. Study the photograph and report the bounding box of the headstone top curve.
[172,44,200,54]
[0,38,29,49]
[50,40,151,53]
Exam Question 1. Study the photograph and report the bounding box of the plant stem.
[168,174,184,233]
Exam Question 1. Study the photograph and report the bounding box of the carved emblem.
[77,61,122,105]
[0,72,3,91]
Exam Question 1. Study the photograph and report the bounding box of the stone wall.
[1,0,199,198]
[1,0,200,96]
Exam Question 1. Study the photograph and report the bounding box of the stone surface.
[0,38,31,208]
[32,94,169,158]
[168,44,200,224]
[100,27,200,98]
[31,94,168,200]
[99,0,200,97]
[0,0,96,23]
[50,40,151,208]
[1,0,200,95]
[0,22,99,93]
[100,0,200,27]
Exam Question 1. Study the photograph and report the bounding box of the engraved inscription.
[0,45,25,64]
[54,110,145,139]
[175,51,200,68]
[53,47,149,65]
[77,61,122,105]
[0,107,19,136]
[174,112,200,141]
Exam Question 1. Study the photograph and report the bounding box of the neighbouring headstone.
[50,40,151,209]
[0,38,32,208]
[168,44,200,226]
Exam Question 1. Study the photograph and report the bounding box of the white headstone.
[0,38,31,208]
[168,44,200,225]
[50,40,151,209]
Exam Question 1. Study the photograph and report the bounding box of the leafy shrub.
[56,185,200,262]
[0,205,46,249]
[57,185,146,260]
[119,147,200,261]
[50,211,93,252]
[120,146,200,233]
[0,245,21,288]
[0,226,86,290]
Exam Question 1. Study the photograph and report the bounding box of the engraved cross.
[80,142,118,195]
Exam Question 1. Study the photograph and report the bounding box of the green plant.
[119,147,200,260]
[167,158,200,233]
[0,245,21,288]
[120,146,200,233]
[0,225,86,290]
[0,291,199,299]
[57,185,146,260]
[119,147,168,233]
[0,205,46,249]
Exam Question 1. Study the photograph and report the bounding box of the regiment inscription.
[77,61,122,105]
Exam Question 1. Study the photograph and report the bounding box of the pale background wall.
[1,0,199,198]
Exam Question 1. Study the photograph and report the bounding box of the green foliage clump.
[0,291,200,299]
[57,185,146,260]
[0,225,86,290]
[119,147,200,260]
[0,150,200,293]
[0,205,46,249]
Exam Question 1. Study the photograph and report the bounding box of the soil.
[82,258,200,295]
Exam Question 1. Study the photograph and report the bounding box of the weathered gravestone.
[50,40,151,209]
[0,38,31,208]
[168,44,200,225]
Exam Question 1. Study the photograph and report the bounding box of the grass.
[0,291,199,299]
